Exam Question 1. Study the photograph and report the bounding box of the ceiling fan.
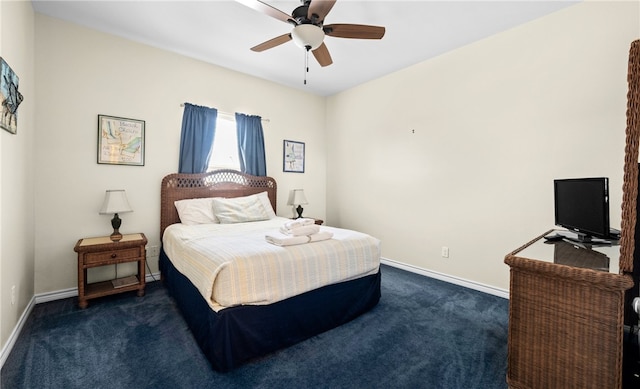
[236,0,386,67]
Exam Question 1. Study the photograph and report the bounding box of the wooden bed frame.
[159,169,381,372]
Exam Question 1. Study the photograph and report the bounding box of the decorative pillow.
[174,198,218,225]
[212,194,271,224]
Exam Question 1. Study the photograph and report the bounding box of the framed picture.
[0,57,23,135]
[283,140,305,173]
[98,114,145,166]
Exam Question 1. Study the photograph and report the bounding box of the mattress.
[162,217,381,311]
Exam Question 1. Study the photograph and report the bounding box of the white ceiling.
[32,0,578,96]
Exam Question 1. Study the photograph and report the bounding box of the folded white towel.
[279,224,320,236]
[265,231,333,247]
[282,218,315,230]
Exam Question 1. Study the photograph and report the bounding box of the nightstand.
[74,233,147,308]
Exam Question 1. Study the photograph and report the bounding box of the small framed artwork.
[283,140,305,173]
[0,57,23,135]
[98,114,145,166]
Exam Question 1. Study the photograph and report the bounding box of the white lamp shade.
[290,24,325,50]
[287,189,308,206]
[99,190,133,214]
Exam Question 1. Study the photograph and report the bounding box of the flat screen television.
[554,177,613,242]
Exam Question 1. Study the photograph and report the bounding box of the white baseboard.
[381,258,509,299]
[34,287,77,304]
[0,272,161,370]
[0,296,35,369]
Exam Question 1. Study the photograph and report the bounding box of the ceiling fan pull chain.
[304,45,311,85]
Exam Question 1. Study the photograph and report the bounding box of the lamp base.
[110,213,123,241]
[110,229,123,242]
[296,205,304,219]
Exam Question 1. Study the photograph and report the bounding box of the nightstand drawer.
[84,247,142,265]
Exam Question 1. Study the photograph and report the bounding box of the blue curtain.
[178,103,217,173]
[236,113,266,176]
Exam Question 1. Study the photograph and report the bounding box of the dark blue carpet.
[1,265,509,389]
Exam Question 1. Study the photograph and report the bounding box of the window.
[208,117,240,171]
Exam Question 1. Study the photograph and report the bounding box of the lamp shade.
[290,24,325,50]
[99,190,133,215]
[287,189,308,206]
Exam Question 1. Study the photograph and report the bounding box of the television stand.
[575,231,593,242]
[548,230,616,246]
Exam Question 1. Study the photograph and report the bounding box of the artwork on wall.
[97,114,145,166]
[283,139,305,173]
[0,57,23,135]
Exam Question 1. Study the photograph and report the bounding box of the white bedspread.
[162,217,381,311]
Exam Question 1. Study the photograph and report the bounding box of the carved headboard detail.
[160,169,277,239]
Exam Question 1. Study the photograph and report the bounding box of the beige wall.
[0,0,36,354]
[33,14,327,294]
[326,1,640,290]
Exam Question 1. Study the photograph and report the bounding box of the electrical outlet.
[441,246,449,258]
[11,285,16,306]
[146,245,160,257]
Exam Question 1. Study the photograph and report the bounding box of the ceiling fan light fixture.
[291,24,324,50]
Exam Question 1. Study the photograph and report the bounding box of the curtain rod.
[180,103,270,122]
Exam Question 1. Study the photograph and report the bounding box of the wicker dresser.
[504,230,634,389]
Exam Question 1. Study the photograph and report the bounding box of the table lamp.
[287,189,308,219]
[99,189,133,242]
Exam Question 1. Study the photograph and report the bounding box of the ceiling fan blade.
[250,33,292,52]
[307,0,336,24]
[235,0,293,24]
[324,24,385,39]
[312,43,333,67]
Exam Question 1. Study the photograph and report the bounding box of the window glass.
[208,117,240,171]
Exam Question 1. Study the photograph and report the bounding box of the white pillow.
[212,194,272,224]
[255,191,277,218]
[174,198,218,225]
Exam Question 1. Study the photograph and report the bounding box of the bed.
[159,170,381,372]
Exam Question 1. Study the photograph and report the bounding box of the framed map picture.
[98,115,145,166]
[1,57,23,135]
[283,139,305,173]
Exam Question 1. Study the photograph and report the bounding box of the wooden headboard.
[160,169,277,239]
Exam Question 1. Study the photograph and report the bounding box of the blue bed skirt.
[159,249,381,372]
